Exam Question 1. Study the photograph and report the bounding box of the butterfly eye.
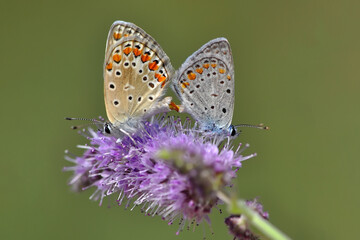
[230,125,237,137]
[104,123,111,134]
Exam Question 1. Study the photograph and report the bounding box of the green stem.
[218,192,291,240]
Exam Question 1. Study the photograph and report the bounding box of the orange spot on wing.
[113,32,122,40]
[106,62,113,70]
[133,48,142,57]
[211,63,217,68]
[155,73,166,82]
[124,34,129,37]
[203,63,209,69]
[219,68,225,74]
[227,75,231,80]
[148,61,159,71]
[159,76,167,82]
[141,54,151,63]
[181,82,190,88]
[123,47,132,55]
[196,68,203,74]
[187,72,196,80]
[161,81,166,88]
[169,101,180,112]
[113,54,121,63]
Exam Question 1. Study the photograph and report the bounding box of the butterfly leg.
[114,128,136,144]
[143,96,182,117]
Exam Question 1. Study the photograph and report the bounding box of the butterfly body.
[172,38,236,137]
[103,21,174,136]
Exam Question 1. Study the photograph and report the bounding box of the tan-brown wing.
[105,21,157,60]
[104,35,174,125]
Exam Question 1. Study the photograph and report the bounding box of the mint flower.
[64,116,255,233]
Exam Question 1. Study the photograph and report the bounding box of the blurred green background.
[1,0,359,239]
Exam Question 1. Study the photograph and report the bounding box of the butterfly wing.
[104,21,174,126]
[172,38,234,131]
[105,21,152,54]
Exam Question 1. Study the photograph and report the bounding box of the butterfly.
[102,21,175,136]
[172,38,267,137]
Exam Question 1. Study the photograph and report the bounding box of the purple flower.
[64,116,256,233]
[225,199,269,240]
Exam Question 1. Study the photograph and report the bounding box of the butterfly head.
[228,125,238,137]
[102,121,131,138]
[103,122,112,134]
[102,122,121,137]
[200,122,239,138]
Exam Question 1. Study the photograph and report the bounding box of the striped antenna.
[234,123,269,130]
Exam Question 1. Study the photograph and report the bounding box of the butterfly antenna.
[234,123,270,130]
[65,117,103,130]
[65,117,103,123]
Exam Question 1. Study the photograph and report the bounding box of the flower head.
[64,116,256,233]
[225,199,269,240]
